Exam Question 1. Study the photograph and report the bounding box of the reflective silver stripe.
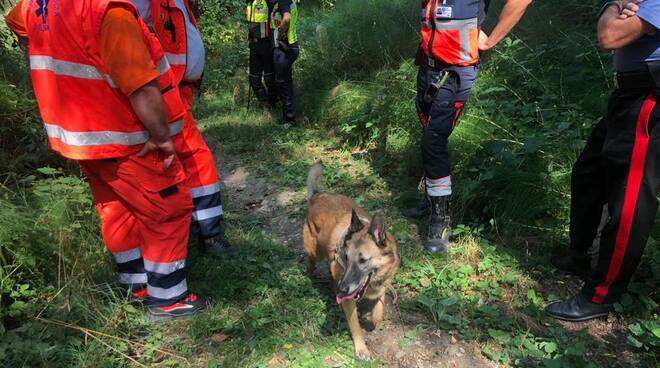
[30,55,117,88]
[191,183,221,198]
[433,18,478,31]
[148,279,188,300]
[254,8,268,14]
[192,206,224,222]
[113,247,142,264]
[156,57,171,74]
[165,52,186,66]
[118,273,148,285]
[144,259,186,275]
[44,119,183,147]
[426,176,452,197]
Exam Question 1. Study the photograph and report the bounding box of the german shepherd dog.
[303,161,399,360]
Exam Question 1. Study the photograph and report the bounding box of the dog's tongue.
[336,293,354,305]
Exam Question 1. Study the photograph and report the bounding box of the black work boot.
[401,197,429,219]
[200,221,240,258]
[550,253,590,278]
[424,195,451,253]
[545,293,612,322]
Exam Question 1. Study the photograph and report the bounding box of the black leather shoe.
[550,253,589,278]
[545,294,612,322]
[401,197,429,219]
[201,235,240,258]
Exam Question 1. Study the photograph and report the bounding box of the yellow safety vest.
[271,1,298,45]
[246,0,270,39]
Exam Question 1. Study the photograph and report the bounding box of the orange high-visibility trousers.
[80,151,193,307]
[177,85,225,240]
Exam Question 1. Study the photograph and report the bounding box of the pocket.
[123,152,187,194]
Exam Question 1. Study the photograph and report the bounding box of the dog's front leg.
[371,295,385,325]
[341,300,371,360]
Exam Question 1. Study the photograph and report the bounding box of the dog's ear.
[349,209,364,233]
[369,214,386,247]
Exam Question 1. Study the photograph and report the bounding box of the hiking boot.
[424,195,451,253]
[401,197,429,219]
[201,235,240,257]
[148,293,207,322]
[550,253,590,278]
[545,293,612,322]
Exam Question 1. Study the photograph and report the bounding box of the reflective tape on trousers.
[44,120,183,147]
[192,206,224,222]
[143,259,186,275]
[191,183,221,198]
[118,272,148,285]
[147,279,188,300]
[113,247,142,263]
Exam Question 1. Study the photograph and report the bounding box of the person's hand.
[137,138,176,170]
[617,0,643,19]
[478,29,492,52]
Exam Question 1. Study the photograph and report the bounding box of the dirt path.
[212,144,497,368]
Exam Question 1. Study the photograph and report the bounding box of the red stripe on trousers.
[592,93,656,304]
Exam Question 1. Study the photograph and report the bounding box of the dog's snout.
[337,282,350,295]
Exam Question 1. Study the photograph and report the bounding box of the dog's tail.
[307,160,324,201]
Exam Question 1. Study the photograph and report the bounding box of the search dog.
[303,161,399,360]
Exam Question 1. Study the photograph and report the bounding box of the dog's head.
[335,209,398,304]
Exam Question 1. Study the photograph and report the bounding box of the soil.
[214,145,498,368]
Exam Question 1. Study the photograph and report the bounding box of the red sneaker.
[131,287,148,300]
[147,293,206,322]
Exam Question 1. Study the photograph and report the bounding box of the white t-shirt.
[131,0,206,81]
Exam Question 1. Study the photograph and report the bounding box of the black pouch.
[423,71,451,103]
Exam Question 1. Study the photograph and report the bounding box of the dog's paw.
[355,345,372,361]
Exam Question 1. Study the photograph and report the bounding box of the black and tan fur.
[303,161,399,360]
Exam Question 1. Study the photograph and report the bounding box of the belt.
[614,71,656,90]
[423,55,452,70]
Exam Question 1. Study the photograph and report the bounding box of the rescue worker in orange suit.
[546,0,660,321]
[6,0,205,321]
[403,0,532,253]
[129,0,239,257]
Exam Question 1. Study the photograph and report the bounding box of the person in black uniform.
[270,0,299,126]
[546,0,660,321]
[246,0,277,108]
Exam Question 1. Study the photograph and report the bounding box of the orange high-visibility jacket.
[22,0,186,160]
[420,0,481,66]
[148,0,199,85]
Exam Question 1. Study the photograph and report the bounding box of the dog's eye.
[358,256,368,264]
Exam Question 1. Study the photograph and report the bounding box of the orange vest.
[148,0,198,85]
[23,0,186,160]
[420,0,481,67]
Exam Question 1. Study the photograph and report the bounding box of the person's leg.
[257,39,278,106]
[85,169,146,293]
[583,91,660,304]
[421,65,478,253]
[547,91,660,321]
[552,117,608,275]
[249,40,269,102]
[274,44,299,124]
[81,151,200,318]
[176,110,239,257]
[402,65,436,218]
